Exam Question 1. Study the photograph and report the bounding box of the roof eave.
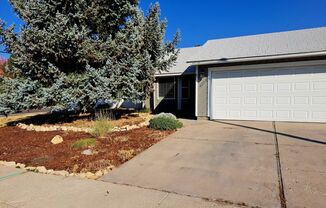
[187,51,326,66]
[154,72,182,77]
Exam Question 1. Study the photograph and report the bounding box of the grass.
[71,138,97,149]
[91,118,113,138]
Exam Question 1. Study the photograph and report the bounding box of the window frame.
[157,77,176,100]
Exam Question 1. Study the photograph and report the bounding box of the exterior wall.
[197,66,209,118]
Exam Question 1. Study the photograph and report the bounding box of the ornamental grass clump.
[72,138,97,149]
[149,113,183,130]
[91,118,113,138]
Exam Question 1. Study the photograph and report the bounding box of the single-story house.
[151,27,326,122]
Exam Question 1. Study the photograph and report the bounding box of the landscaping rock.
[16,163,26,169]
[53,170,69,176]
[51,135,63,144]
[36,166,47,173]
[81,149,93,156]
[5,161,16,167]
[95,170,103,177]
[26,166,36,171]
[79,173,86,179]
[47,169,54,174]
[86,172,96,179]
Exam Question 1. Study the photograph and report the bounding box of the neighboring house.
[151,27,326,122]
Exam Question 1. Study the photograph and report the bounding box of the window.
[182,78,190,99]
[158,77,175,99]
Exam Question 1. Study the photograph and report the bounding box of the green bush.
[91,118,113,138]
[72,138,97,149]
[149,116,183,130]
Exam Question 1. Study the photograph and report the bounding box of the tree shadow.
[6,113,92,126]
[214,120,326,145]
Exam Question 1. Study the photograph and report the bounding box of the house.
[151,27,326,122]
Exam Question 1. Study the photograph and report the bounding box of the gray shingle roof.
[156,47,200,76]
[159,27,326,75]
[189,27,326,63]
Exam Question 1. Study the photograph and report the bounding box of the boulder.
[51,135,63,144]
[81,149,93,156]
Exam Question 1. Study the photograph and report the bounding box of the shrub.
[149,115,183,130]
[72,138,97,149]
[153,112,177,120]
[91,118,113,138]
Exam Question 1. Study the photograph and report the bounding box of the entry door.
[210,65,326,122]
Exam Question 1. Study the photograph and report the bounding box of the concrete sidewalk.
[0,165,233,208]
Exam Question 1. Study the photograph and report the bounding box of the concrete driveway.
[101,120,326,208]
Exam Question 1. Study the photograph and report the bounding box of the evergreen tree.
[0,1,179,114]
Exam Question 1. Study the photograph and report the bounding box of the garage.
[209,62,326,122]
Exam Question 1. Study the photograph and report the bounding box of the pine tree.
[0,1,179,114]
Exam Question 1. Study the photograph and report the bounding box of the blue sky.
[1,0,326,58]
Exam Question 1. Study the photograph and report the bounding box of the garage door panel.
[313,81,326,90]
[312,96,326,104]
[260,111,274,119]
[277,83,292,92]
[210,65,326,122]
[230,97,242,104]
[294,82,310,91]
[245,84,258,92]
[294,97,309,105]
[293,111,309,120]
[229,110,241,117]
[229,84,242,92]
[312,112,326,120]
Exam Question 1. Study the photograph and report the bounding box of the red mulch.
[0,126,172,173]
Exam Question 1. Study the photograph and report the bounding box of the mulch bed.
[0,126,172,173]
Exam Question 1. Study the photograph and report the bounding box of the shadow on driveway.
[214,120,326,145]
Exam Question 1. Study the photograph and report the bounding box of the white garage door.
[210,64,326,122]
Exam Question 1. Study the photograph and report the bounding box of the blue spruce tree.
[0,1,179,115]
